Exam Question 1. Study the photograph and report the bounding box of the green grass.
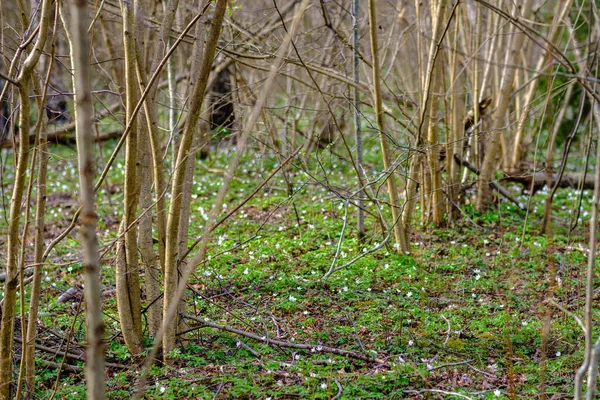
[0,139,594,399]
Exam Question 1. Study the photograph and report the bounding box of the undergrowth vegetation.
[0,138,593,399]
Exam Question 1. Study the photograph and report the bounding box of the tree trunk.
[116,0,143,355]
[367,0,408,253]
[476,0,533,212]
[509,0,573,171]
[0,0,52,397]
[69,0,107,395]
[163,0,228,360]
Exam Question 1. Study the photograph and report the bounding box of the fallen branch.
[14,336,129,370]
[405,389,475,399]
[503,171,595,192]
[1,129,121,149]
[454,155,527,211]
[181,313,388,365]
[39,359,83,373]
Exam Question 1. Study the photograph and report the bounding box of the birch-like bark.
[367,0,408,253]
[0,1,52,397]
[475,0,533,211]
[69,0,106,396]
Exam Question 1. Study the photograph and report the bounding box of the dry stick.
[181,314,388,365]
[332,379,343,400]
[405,389,474,400]
[41,9,207,262]
[0,72,18,87]
[15,337,129,370]
[322,200,350,279]
[545,299,585,333]
[132,2,311,397]
[324,233,392,279]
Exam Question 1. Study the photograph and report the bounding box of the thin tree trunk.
[367,0,408,253]
[509,0,573,171]
[476,0,533,211]
[173,0,210,346]
[137,0,185,271]
[575,99,600,400]
[402,0,454,232]
[25,25,56,392]
[447,16,464,220]
[137,107,161,336]
[426,0,446,226]
[116,0,144,355]
[353,0,364,242]
[69,0,106,395]
[163,0,228,360]
[0,0,52,397]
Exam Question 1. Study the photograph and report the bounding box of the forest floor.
[2,139,593,399]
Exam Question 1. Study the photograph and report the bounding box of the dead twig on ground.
[181,313,389,366]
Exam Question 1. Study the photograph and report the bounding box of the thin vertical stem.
[367,0,408,253]
[352,0,364,242]
[69,0,106,396]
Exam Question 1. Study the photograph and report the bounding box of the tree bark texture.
[0,0,52,397]
[68,0,107,396]
[476,0,533,211]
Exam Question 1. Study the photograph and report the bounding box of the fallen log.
[453,155,527,210]
[502,171,595,193]
[1,129,122,149]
